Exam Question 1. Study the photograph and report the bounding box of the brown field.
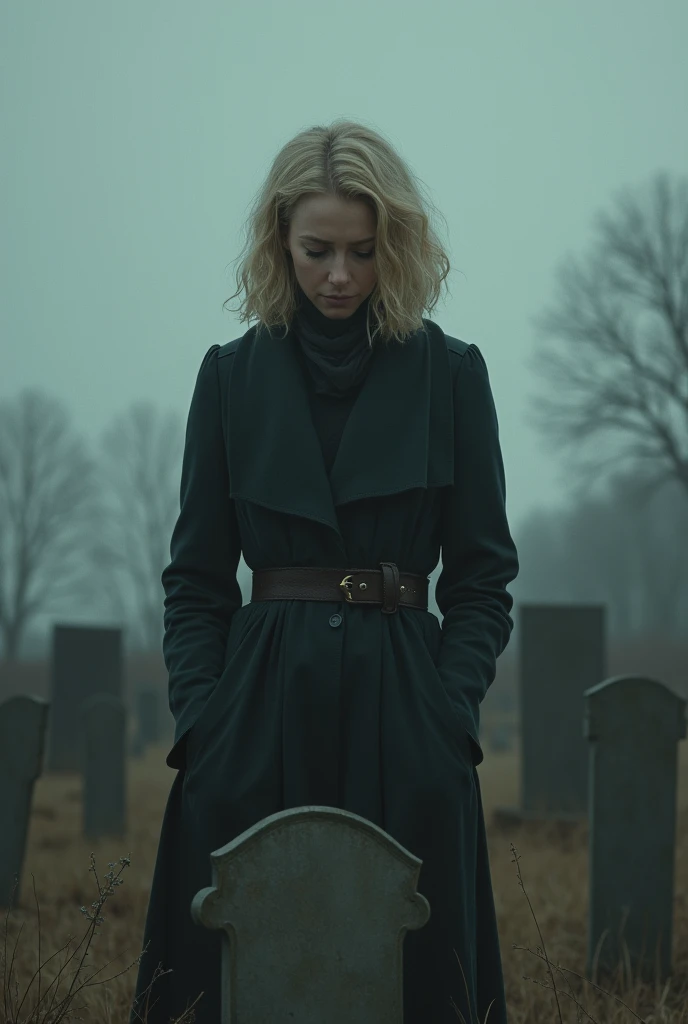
[3,743,688,1024]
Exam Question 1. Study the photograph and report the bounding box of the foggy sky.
[3,0,688,537]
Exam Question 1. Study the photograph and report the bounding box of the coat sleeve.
[435,343,519,766]
[162,344,243,770]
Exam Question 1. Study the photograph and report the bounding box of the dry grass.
[2,744,688,1023]
[479,743,688,1022]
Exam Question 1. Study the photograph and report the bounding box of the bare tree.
[512,467,688,641]
[632,476,688,631]
[527,171,688,503]
[88,402,184,653]
[0,390,100,665]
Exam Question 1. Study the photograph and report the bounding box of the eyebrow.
[298,234,375,246]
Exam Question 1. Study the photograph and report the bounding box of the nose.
[328,255,351,282]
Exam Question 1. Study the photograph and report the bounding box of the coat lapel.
[227,320,454,543]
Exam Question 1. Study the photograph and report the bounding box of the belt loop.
[380,562,400,614]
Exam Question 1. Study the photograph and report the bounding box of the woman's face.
[283,193,378,319]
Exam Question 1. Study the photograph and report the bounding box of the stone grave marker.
[585,675,686,981]
[494,603,606,825]
[192,806,431,1023]
[81,694,127,839]
[0,696,50,907]
[47,624,123,771]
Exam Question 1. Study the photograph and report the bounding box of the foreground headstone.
[81,694,127,839]
[192,806,431,1023]
[47,624,123,771]
[585,676,686,981]
[0,696,50,907]
[494,603,606,825]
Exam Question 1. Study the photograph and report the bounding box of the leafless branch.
[528,172,688,501]
[0,390,101,663]
[90,401,184,653]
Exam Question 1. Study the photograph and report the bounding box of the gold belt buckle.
[340,571,413,603]
[339,573,370,602]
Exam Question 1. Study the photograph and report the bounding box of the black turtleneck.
[293,284,375,396]
[291,285,377,477]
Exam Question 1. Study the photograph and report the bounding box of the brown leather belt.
[251,563,428,614]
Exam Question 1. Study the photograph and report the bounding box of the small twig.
[513,943,646,1022]
[521,970,601,1023]
[510,843,565,1023]
[450,946,475,1024]
[35,874,42,1022]
[1,852,148,1024]
[16,935,80,1022]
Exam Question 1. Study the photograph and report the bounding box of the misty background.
[2,1,687,706]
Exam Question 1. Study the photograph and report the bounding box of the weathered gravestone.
[192,806,431,1023]
[47,624,123,771]
[494,603,606,825]
[0,696,50,907]
[81,694,127,839]
[585,676,686,982]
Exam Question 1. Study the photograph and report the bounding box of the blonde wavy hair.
[223,119,452,345]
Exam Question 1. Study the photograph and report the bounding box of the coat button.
[329,613,342,628]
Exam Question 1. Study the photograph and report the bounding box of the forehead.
[291,193,376,238]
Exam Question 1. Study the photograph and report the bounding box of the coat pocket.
[414,611,477,767]
[184,608,260,766]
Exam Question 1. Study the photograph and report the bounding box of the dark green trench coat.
[130,316,519,1024]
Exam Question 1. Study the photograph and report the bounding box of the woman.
[130,119,519,1024]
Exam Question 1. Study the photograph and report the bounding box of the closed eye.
[305,249,374,260]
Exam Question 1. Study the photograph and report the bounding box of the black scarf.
[292,284,376,398]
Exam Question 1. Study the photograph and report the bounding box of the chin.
[321,307,353,318]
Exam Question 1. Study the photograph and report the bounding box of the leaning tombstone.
[585,675,686,982]
[192,806,431,1023]
[81,694,127,839]
[0,696,50,907]
[494,603,606,826]
[47,624,123,771]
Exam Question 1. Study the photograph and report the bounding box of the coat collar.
[227,319,454,545]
